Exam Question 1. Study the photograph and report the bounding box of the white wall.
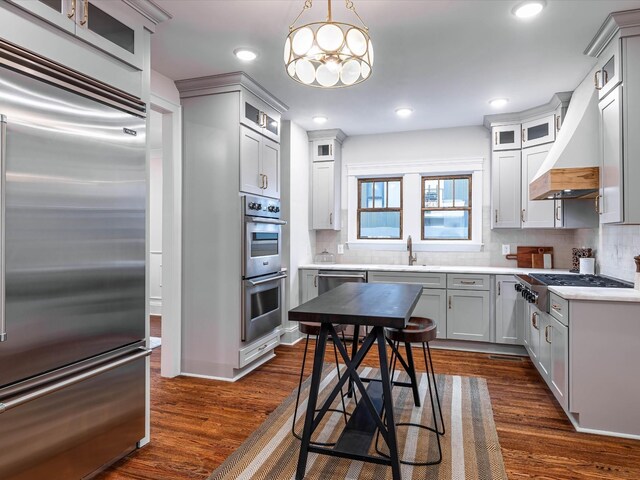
[150,69,180,105]
[281,121,314,326]
[315,126,584,268]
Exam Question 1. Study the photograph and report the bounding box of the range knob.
[248,202,256,210]
[256,204,262,210]
[275,206,280,212]
[515,283,523,292]
[268,205,276,212]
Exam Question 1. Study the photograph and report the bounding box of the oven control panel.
[243,194,281,219]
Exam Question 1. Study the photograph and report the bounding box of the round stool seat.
[385,317,437,344]
[299,321,347,336]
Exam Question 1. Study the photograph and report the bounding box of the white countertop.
[298,263,570,275]
[549,286,640,303]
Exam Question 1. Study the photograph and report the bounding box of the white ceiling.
[151,0,640,136]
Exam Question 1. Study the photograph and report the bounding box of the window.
[422,175,471,240]
[358,178,402,239]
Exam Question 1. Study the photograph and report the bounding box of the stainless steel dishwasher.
[318,270,368,340]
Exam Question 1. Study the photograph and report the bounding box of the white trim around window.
[346,158,484,252]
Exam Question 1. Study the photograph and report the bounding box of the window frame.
[357,177,403,240]
[421,174,472,241]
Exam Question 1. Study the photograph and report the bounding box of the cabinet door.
[74,0,144,69]
[598,86,623,224]
[522,303,531,349]
[521,143,555,228]
[522,114,555,148]
[446,290,490,342]
[240,126,264,195]
[411,289,447,339]
[7,0,76,33]
[299,270,319,304]
[548,315,569,410]
[312,162,335,229]
[241,94,280,143]
[491,150,521,228]
[491,124,521,151]
[495,276,523,345]
[312,139,336,161]
[537,312,551,379]
[528,308,541,361]
[596,39,621,100]
[261,137,280,199]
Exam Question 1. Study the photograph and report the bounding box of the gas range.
[514,273,633,313]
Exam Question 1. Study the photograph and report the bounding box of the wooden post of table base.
[376,327,402,480]
[296,321,329,480]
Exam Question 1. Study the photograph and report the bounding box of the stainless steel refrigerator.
[0,42,148,480]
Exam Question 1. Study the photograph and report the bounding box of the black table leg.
[348,325,360,398]
[376,327,402,480]
[296,322,329,480]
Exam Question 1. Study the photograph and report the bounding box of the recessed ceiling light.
[489,98,509,108]
[395,107,413,118]
[513,1,545,19]
[313,115,328,125]
[234,48,257,61]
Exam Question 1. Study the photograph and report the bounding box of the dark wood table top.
[288,282,423,329]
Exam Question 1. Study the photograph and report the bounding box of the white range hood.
[529,66,600,200]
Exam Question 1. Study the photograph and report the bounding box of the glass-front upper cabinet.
[7,0,76,33]
[491,124,522,151]
[312,138,336,162]
[595,38,621,100]
[241,91,281,143]
[521,114,555,148]
[75,0,144,69]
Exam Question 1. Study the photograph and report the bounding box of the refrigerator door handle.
[0,347,151,414]
[0,115,5,342]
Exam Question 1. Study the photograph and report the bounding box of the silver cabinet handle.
[521,209,526,223]
[460,280,477,285]
[313,275,318,288]
[552,303,562,311]
[532,311,539,330]
[329,143,332,156]
[556,115,561,132]
[522,128,526,143]
[494,132,498,145]
[264,174,268,191]
[495,209,498,223]
[0,116,5,342]
[594,70,601,90]
[67,0,76,18]
[0,348,151,414]
[498,282,501,296]
[545,325,551,344]
[80,0,88,26]
[247,272,287,286]
[555,204,562,221]
[448,296,452,309]
[595,194,602,214]
[329,212,333,225]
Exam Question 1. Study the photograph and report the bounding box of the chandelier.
[284,0,374,88]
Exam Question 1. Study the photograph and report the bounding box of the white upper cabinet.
[312,138,337,162]
[240,125,280,198]
[241,91,281,143]
[521,114,556,148]
[491,124,521,151]
[594,37,622,100]
[598,85,623,224]
[521,143,555,228]
[8,0,145,69]
[491,150,522,228]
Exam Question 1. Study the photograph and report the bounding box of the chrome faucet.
[407,235,417,266]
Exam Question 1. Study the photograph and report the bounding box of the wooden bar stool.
[291,321,350,446]
[382,317,445,466]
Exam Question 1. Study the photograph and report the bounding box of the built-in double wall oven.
[242,194,286,343]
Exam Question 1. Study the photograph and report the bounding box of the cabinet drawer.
[239,331,280,368]
[549,293,569,326]
[368,271,446,289]
[447,273,490,290]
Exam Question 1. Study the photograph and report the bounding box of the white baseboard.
[280,324,302,345]
[180,353,276,383]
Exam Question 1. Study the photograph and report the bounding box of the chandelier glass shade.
[284,1,373,88]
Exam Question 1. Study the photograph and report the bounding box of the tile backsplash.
[597,225,640,282]
[316,207,589,270]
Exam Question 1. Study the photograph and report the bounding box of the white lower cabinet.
[548,315,569,411]
[527,305,541,361]
[495,276,523,345]
[537,312,552,378]
[300,269,319,304]
[410,289,447,339]
[446,290,490,342]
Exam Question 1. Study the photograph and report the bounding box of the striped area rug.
[209,367,508,479]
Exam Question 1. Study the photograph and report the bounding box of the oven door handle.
[317,273,367,280]
[246,217,287,225]
[247,273,287,286]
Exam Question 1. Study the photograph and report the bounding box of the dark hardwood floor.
[96,340,640,480]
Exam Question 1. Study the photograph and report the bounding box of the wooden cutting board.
[515,246,554,268]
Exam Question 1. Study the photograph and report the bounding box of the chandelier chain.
[345,0,368,30]
[289,0,313,32]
